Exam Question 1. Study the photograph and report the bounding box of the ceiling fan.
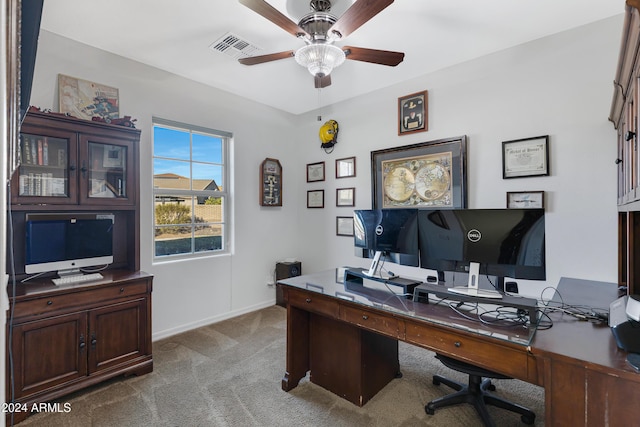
[238,0,404,88]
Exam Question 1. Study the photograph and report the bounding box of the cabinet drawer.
[405,321,529,379]
[288,289,339,319]
[12,281,149,319]
[340,305,403,339]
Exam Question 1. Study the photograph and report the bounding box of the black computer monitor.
[417,208,545,297]
[353,209,419,278]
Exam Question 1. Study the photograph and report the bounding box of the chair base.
[425,374,535,427]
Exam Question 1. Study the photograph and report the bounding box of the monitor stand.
[363,251,398,280]
[447,262,503,299]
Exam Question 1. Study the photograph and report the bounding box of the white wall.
[294,15,623,299]
[23,14,622,339]
[30,31,303,339]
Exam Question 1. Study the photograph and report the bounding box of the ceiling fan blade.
[239,0,309,38]
[343,46,404,66]
[238,51,295,65]
[315,74,332,88]
[329,0,394,39]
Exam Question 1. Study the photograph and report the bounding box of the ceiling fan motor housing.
[298,12,339,43]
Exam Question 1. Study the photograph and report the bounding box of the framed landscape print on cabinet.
[58,74,119,121]
[260,158,282,206]
[371,136,467,209]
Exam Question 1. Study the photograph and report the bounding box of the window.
[152,118,230,259]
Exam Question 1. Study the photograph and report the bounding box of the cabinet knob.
[79,334,85,350]
[362,315,369,320]
[305,298,311,303]
[46,300,53,306]
[91,333,97,347]
[120,288,125,293]
[454,341,461,348]
[69,164,76,172]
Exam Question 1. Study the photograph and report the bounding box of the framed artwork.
[371,136,467,209]
[336,187,355,207]
[398,90,428,135]
[502,135,549,179]
[336,216,354,236]
[336,156,356,178]
[259,158,282,206]
[507,191,545,209]
[307,190,324,208]
[307,161,325,182]
[58,74,119,121]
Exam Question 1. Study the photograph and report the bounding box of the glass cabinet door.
[80,135,135,206]
[88,142,127,198]
[13,131,77,203]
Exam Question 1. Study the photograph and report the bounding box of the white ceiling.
[40,0,624,115]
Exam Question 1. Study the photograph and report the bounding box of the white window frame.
[152,117,231,261]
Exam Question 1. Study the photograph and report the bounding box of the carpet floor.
[16,305,544,426]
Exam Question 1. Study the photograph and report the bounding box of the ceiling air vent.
[209,32,262,60]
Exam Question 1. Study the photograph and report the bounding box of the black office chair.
[425,354,535,427]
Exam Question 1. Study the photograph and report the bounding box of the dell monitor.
[25,214,114,278]
[353,209,419,279]
[417,208,545,298]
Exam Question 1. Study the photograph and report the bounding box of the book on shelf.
[43,141,48,165]
[30,140,37,165]
[20,172,55,196]
[22,137,32,164]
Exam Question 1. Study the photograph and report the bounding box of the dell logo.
[467,229,481,242]
[375,225,384,236]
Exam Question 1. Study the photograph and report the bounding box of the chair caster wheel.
[487,383,496,391]
[425,404,435,415]
[522,415,535,425]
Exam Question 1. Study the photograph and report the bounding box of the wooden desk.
[278,272,640,427]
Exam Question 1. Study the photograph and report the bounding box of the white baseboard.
[151,299,276,341]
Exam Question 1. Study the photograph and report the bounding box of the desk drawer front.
[12,281,150,319]
[340,306,403,338]
[405,322,528,379]
[288,289,339,318]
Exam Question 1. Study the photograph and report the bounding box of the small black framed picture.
[336,187,355,207]
[307,190,324,208]
[502,136,549,179]
[306,161,325,182]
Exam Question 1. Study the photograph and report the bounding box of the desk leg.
[282,305,310,391]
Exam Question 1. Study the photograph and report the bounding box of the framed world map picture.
[371,137,467,209]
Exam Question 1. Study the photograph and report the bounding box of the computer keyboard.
[52,272,104,285]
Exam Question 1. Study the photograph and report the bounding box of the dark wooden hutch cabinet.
[610,1,640,295]
[6,110,152,424]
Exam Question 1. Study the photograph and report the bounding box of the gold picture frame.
[371,136,467,209]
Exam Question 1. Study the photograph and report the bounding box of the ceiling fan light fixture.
[295,44,346,77]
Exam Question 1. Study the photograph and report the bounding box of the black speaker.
[275,261,301,307]
[276,261,301,280]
